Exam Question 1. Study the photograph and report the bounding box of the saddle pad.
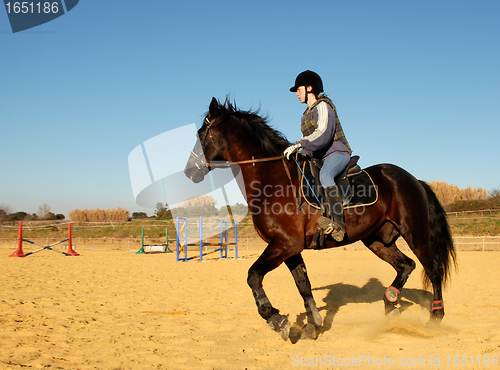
[300,163,378,210]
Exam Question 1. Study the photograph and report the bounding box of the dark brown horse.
[184,97,456,341]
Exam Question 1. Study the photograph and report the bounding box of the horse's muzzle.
[184,164,209,183]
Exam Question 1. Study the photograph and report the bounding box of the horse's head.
[185,97,229,183]
[185,97,290,183]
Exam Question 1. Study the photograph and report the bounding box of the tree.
[179,196,219,217]
[155,202,166,217]
[38,203,51,219]
[489,186,500,199]
[183,195,217,208]
[0,203,12,222]
[132,212,148,218]
[154,202,172,220]
[229,203,249,216]
[44,212,58,220]
[7,212,27,221]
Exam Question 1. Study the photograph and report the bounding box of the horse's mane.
[210,99,291,155]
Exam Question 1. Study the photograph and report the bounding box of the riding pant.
[319,153,350,188]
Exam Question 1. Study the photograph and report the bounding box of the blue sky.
[1,0,499,217]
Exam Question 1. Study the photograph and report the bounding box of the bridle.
[191,116,221,170]
[200,117,221,155]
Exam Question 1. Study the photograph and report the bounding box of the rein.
[205,155,302,210]
[206,155,284,168]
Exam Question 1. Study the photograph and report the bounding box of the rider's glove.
[283,142,302,160]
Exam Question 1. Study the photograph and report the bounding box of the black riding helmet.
[289,70,323,93]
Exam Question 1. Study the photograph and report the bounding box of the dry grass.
[182,195,217,208]
[428,181,488,206]
[68,207,130,222]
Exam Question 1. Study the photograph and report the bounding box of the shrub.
[68,207,130,222]
[428,181,488,206]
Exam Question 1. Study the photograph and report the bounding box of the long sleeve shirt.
[299,101,351,159]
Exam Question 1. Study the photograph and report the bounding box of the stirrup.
[317,216,345,241]
[331,226,345,242]
[317,216,334,234]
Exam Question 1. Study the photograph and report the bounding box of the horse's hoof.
[384,286,400,317]
[430,308,444,323]
[301,323,319,340]
[280,322,290,341]
[430,301,444,323]
[331,229,345,242]
[267,314,290,341]
[386,308,401,318]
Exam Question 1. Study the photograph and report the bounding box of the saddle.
[311,155,361,205]
[301,155,378,211]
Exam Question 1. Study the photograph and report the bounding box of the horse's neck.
[233,157,291,211]
[225,138,264,163]
[224,132,291,206]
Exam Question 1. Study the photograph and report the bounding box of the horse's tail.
[419,180,457,289]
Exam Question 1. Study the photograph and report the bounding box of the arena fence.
[1,236,500,253]
[395,236,500,252]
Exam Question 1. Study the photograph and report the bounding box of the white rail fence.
[1,236,499,253]
[452,236,500,252]
[395,236,500,252]
[446,208,500,217]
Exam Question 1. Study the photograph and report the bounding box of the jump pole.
[233,220,238,259]
[176,217,212,262]
[175,217,238,262]
[135,227,146,254]
[67,223,79,256]
[219,220,238,259]
[136,227,171,254]
[220,221,228,258]
[9,221,79,257]
[9,221,25,257]
[176,217,189,261]
[198,217,214,262]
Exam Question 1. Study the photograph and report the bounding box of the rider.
[284,70,352,241]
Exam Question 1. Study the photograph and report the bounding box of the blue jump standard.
[176,217,238,262]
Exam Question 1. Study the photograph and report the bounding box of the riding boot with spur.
[317,185,346,242]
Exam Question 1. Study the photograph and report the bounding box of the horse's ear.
[209,97,219,117]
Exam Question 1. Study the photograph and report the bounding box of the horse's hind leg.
[285,253,322,339]
[404,237,445,322]
[363,235,416,316]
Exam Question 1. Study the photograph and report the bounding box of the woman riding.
[284,70,352,241]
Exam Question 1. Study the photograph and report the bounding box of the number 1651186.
[5,2,60,14]
[446,355,498,367]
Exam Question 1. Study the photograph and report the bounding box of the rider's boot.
[317,185,346,242]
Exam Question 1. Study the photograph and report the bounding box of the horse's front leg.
[285,253,323,339]
[247,238,300,341]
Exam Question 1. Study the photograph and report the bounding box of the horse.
[184,97,456,341]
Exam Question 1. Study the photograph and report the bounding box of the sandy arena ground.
[1,247,499,369]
